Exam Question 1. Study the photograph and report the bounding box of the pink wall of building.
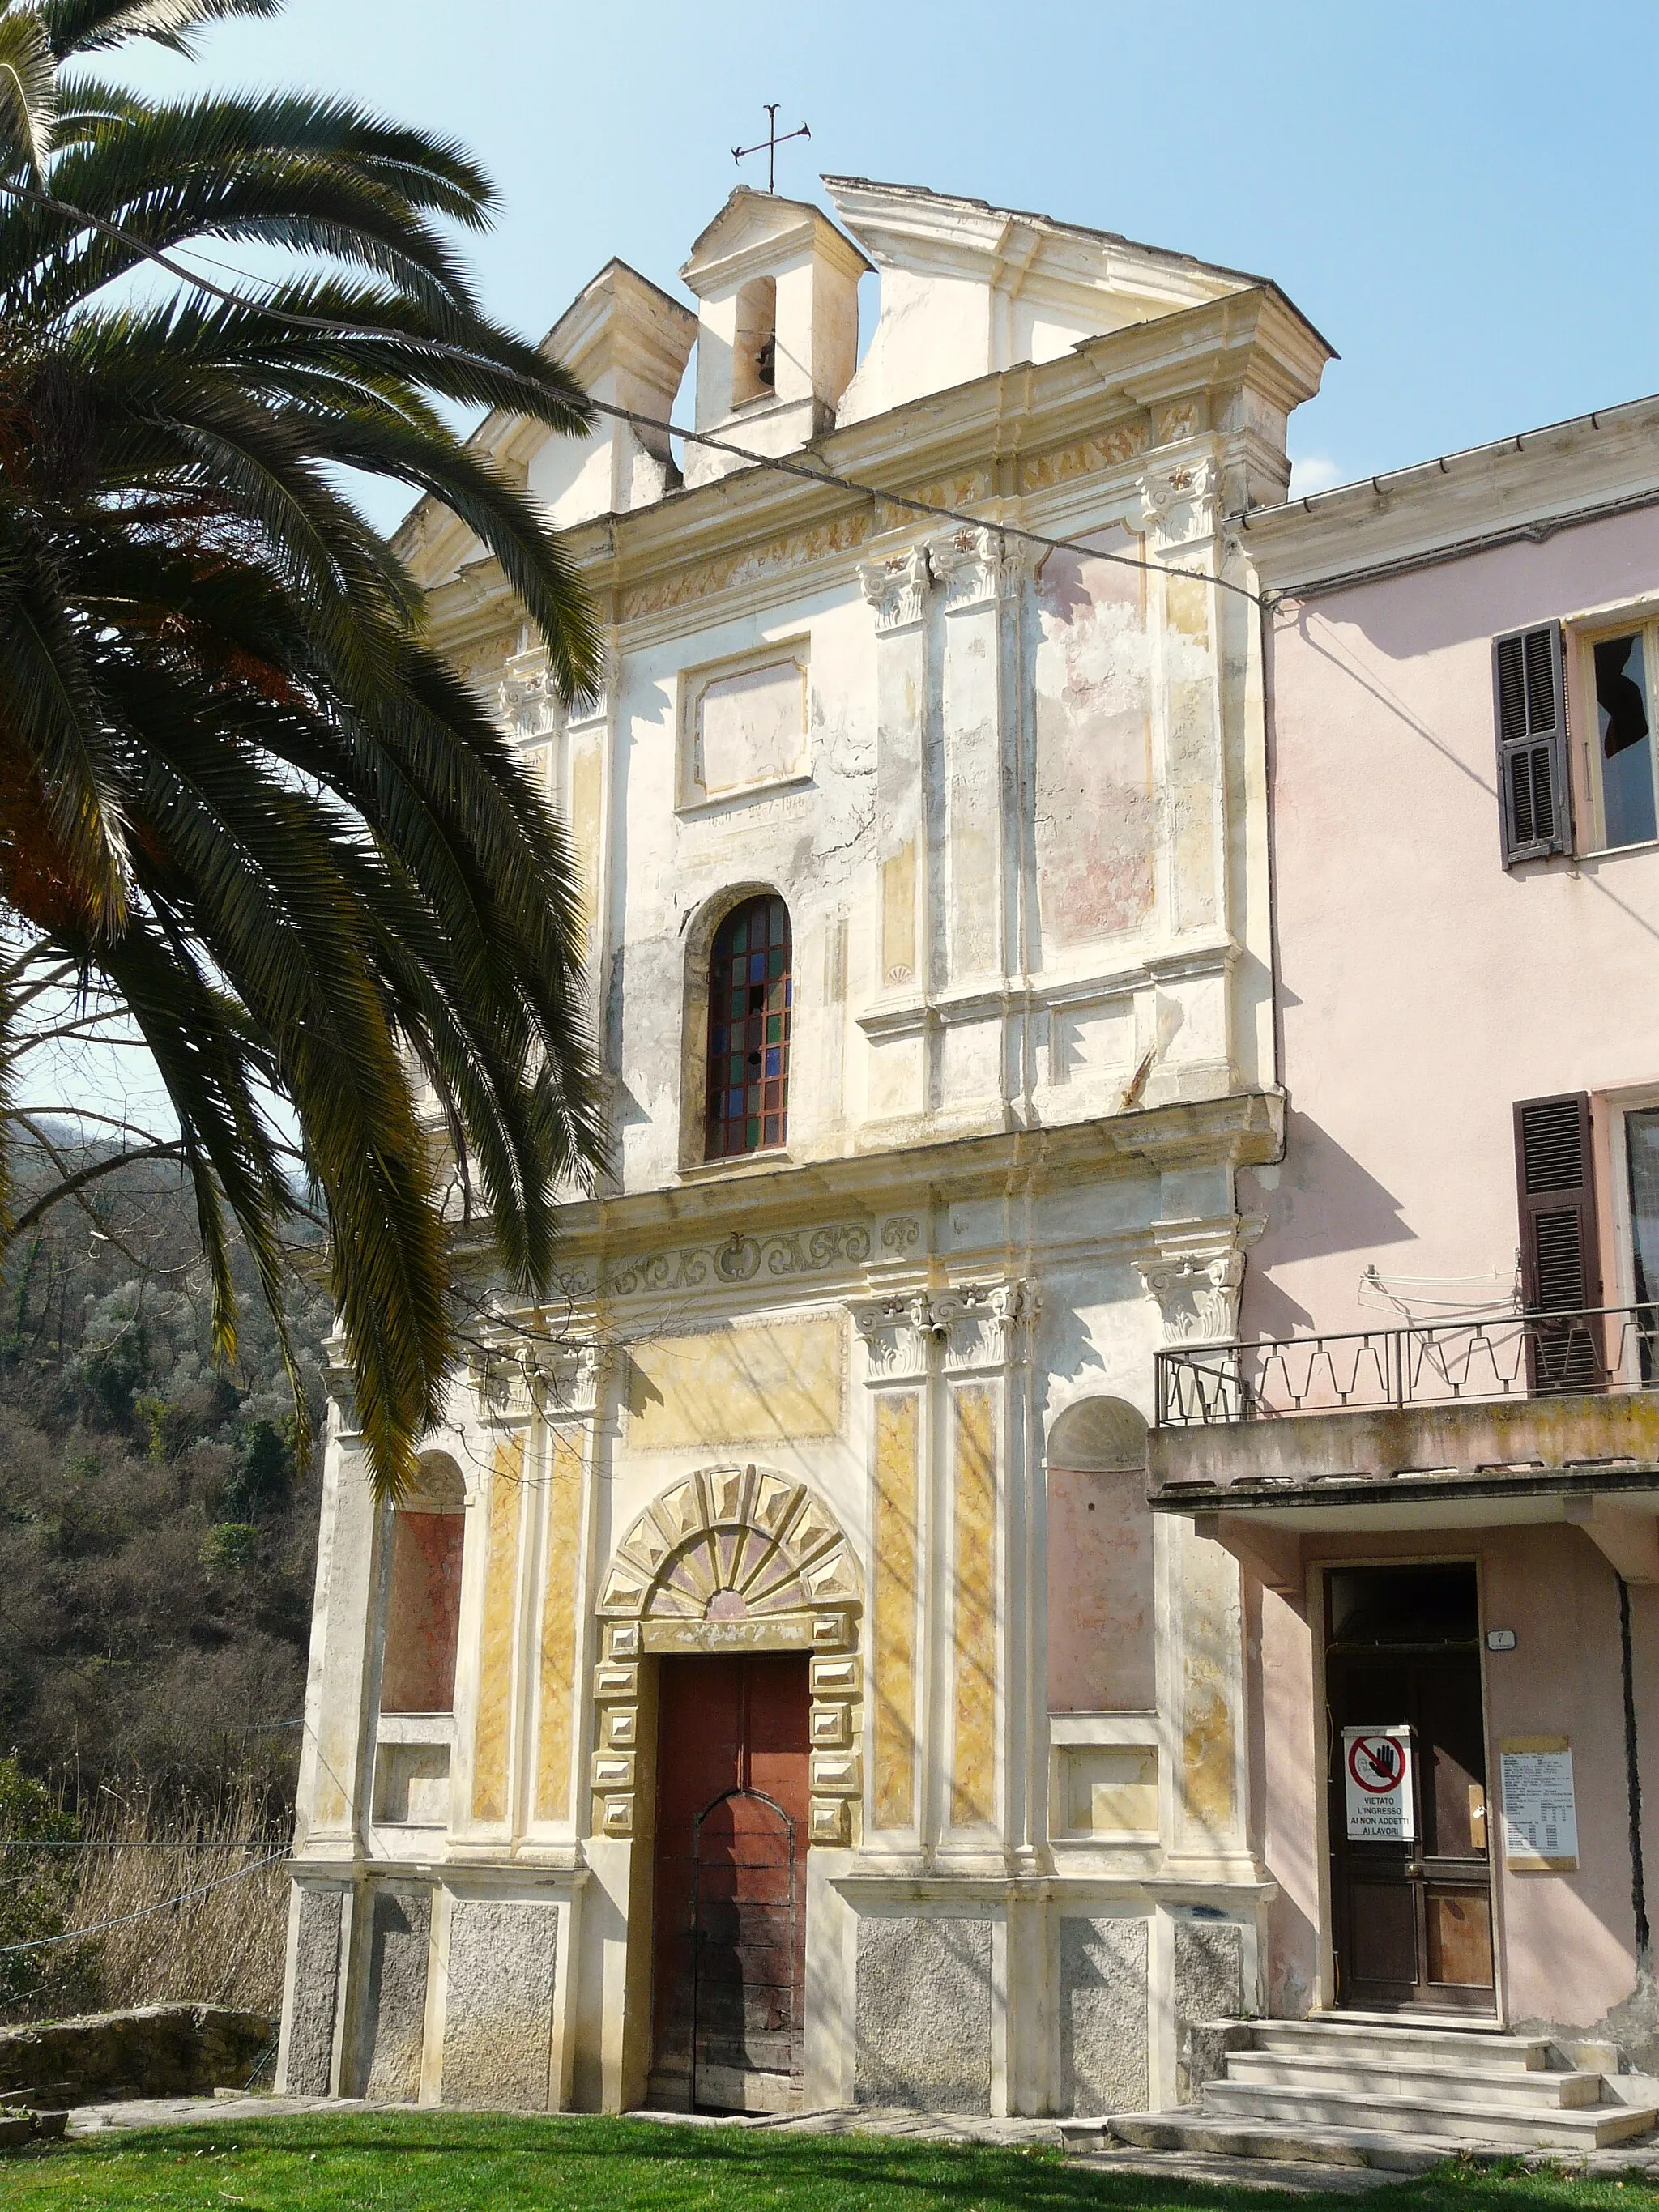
[1251,1528,1659,2037]
[1246,506,1659,1348]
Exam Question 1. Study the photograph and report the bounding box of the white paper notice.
[1501,1738,1578,1870]
[1343,1725,1415,1841]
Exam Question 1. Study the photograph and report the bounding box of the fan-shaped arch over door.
[591,1464,863,1848]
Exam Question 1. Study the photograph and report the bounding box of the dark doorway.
[1324,1563,1495,2014]
[650,1652,810,2112]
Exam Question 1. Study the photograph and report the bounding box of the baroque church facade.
[276,177,1330,2117]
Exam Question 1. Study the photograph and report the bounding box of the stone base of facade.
[276,1858,1256,2116]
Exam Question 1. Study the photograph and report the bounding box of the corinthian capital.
[859,543,933,633]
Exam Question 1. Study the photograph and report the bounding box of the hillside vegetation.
[0,1138,330,1813]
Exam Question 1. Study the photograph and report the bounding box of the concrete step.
[1203,2079,1656,2150]
[1226,2050,1605,2109]
[1104,2112,1455,2173]
[1248,2018,1550,2072]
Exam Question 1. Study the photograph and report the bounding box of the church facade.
[275,177,1329,2116]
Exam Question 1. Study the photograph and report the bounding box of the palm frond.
[41,0,279,61]
[0,7,58,178]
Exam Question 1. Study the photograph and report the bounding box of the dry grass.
[32,1782,288,2020]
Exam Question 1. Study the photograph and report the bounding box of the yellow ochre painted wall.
[471,1434,523,1825]
[950,1384,997,1831]
[872,1390,920,1829]
[624,1318,843,1452]
[535,1426,584,1822]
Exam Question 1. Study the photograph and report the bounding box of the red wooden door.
[650,1653,810,2112]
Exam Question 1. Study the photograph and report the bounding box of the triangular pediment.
[680,185,869,296]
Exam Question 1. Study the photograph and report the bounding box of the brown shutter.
[1514,1092,1604,1390]
[1494,624,1572,864]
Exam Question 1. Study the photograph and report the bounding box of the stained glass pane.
[706,893,791,1159]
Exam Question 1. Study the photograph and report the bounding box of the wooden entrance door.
[1325,1565,1495,2013]
[650,1652,810,2112]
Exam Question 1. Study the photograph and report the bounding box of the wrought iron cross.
[732,104,810,195]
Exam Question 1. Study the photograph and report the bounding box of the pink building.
[1149,396,1659,2135]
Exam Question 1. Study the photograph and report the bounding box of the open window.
[1581,620,1659,850]
[731,276,778,406]
[705,893,791,1159]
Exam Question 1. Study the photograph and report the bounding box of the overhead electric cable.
[0,174,1265,610]
[0,1846,289,1956]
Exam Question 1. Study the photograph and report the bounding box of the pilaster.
[292,1353,381,1853]
[859,544,936,1120]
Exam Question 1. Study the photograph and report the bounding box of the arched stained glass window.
[706,895,791,1158]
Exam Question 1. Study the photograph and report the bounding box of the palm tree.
[0,0,608,1495]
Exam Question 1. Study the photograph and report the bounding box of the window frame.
[703,893,793,1163]
[1568,609,1659,857]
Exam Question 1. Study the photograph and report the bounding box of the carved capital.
[1128,453,1219,546]
[928,524,1019,613]
[465,1338,531,1423]
[526,1340,604,1421]
[934,1279,1035,1370]
[322,1343,360,1438]
[851,1279,1035,1377]
[859,543,933,633]
[851,1294,931,1383]
[497,646,561,742]
[1135,1217,1262,1345]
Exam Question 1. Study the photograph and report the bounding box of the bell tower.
[680,187,870,488]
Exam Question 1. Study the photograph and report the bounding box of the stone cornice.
[418,287,1325,654]
[1239,390,1659,598]
[452,1091,1285,1290]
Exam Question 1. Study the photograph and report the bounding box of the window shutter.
[1514,1092,1603,1391]
[1494,624,1572,864]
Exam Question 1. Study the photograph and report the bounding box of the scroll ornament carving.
[859,543,932,632]
[622,510,870,624]
[607,1221,871,1299]
[1128,453,1219,544]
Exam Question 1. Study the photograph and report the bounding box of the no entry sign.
[1342,1725,1415,1841]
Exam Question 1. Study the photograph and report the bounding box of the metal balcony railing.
[1155,1303,1659,1427]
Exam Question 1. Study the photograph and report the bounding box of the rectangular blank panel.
[1060,1746,1158,1837]
[691,657,808,802]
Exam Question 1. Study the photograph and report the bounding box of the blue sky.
[123,0,1659,515]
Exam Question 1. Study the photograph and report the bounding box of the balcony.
[1149,1306,1659,1575]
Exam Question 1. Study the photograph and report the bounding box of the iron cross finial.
[731,104,811,195]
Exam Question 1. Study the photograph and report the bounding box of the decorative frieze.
[859,543,933,632]
[619,509,871,624]
[607,1221,875,1299]
[1019,421,1147,494]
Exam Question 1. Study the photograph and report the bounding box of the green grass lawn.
[6,2114,1659,2212]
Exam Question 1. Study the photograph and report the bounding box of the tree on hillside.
[0,0,607,1497]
